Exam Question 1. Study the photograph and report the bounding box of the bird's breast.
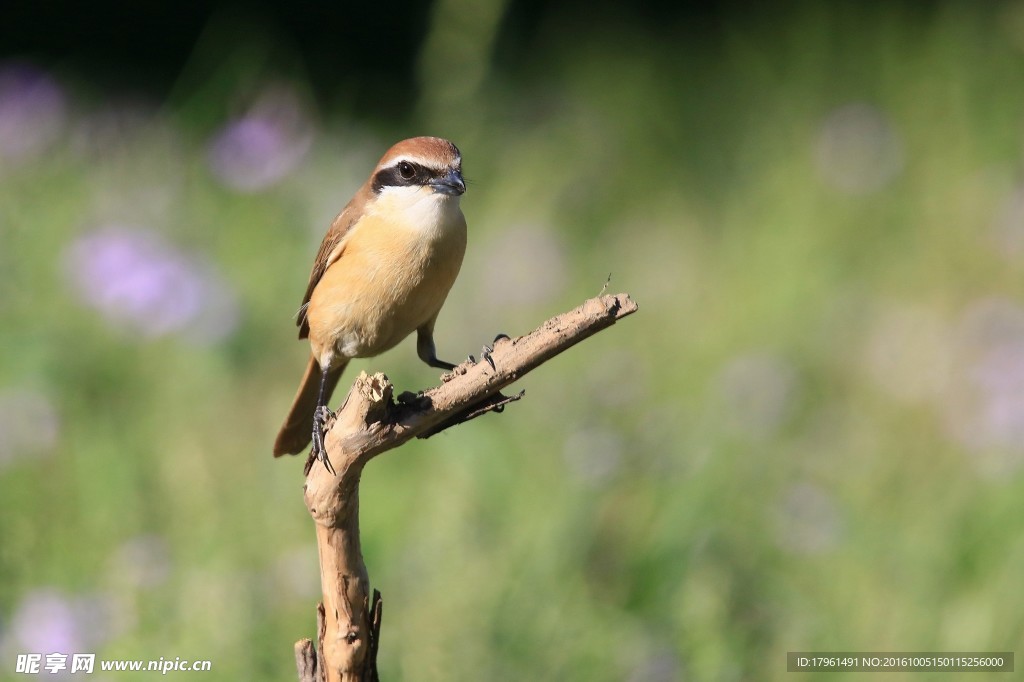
[306,194,467,363]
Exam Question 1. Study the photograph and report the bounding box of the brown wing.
[296,192,366,339]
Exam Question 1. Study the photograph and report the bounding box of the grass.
[2,2,1024,679]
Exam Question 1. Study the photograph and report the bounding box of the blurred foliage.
[3,1,1024,680]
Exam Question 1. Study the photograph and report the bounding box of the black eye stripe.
[372,162,422,193]
[371,162,455,194]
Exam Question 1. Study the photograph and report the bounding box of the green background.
[2,1,1023,679]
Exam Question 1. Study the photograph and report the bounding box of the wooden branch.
[294,293,638,681]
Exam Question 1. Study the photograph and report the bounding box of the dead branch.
[294,293,638,681]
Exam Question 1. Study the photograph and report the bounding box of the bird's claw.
[465,334,510,371]
[481,344,495,371]
[312,406,336,474]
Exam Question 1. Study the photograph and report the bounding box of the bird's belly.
[306,224,465,364]
[332,280,446,359]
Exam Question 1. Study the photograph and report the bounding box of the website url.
[101,658,213,673]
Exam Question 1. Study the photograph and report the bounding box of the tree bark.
[294,293,638,681]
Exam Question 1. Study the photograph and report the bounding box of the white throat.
[373,185,462,238]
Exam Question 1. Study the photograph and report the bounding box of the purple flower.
[6,590,82,655]
[0,61,66,163]
[969,342,1024,439]
[2,589,119,663]
[63,227,239,343]
[946,297,1024,475]
[207,86,313,192]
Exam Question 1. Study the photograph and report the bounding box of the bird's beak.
[429,168,466,196]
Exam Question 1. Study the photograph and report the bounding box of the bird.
[273,136,468,470]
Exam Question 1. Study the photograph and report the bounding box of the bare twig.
[295,639,316,682]
[294,293,638,681]
[416,389,524,438]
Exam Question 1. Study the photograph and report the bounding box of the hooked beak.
[429,168,466,196]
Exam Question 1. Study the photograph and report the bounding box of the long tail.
[273,355,347,457]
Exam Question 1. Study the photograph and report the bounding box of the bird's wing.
[296,195,365,339]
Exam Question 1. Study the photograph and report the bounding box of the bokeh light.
[0,62,66,165]
[207,86,313,193]
[63,227,239,343]
[2,3,1023,680]
[815,102,904,195]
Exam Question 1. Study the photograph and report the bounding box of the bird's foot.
[480,344,495,371]
[472,335,509,371]
[311,406,336,474]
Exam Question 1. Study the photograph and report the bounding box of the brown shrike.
[273,137,467,470]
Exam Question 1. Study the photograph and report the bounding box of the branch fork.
[293,293,638,682]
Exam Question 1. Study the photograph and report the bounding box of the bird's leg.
[429,357,456,371]
[417,328,456,371]
[311,364,336,474]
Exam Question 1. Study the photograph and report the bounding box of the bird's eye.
[398,162,415,180]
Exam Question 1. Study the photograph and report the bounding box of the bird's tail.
[273,355,347,457]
